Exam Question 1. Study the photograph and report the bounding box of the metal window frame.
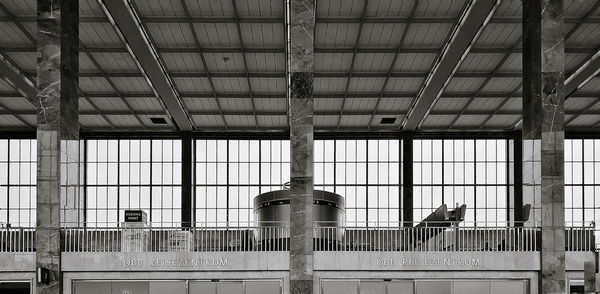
[83,138,183,227]
[0,139,36,227]
[563,137,600,226]
[411,136,514,225]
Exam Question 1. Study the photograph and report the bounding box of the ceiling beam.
[3,91,600,99]
[99,0,194,131]
[562,48,600,99]
[402,0,500,130]
[9,109,581,116]
[71,71,522,79]
[2,46,597,54]
[4,15,600,24]
[0,55,37,105]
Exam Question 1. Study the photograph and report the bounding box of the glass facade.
[1,136,598,229]
[565,139,600,227]
[86,139,182,226]
[194,139,290,226]
[413,139,511,226]
[315,139,401,227]
[0,139,36,227]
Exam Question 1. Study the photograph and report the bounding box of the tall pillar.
[288,0,315,293]
[522,1,565,293]
[36,0,79,293]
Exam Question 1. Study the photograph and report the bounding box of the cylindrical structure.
[253,190,345,248]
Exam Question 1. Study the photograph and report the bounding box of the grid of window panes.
[86,140,182,227]
[413,139,510,226]
[194,140,290,226]
[0,139,36,227]
[315,139,401,227]
[564,139,600,227]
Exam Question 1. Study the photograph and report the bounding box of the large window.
[315,139,402,227]
[565,139,600,227]
[194,139,290,226]
[86,139,182,226]
[413,139,511,226]
[0,139,36,227]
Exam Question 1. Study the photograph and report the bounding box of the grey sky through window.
[0,139,36,228]
[0,138,594,228]
[413,139,511,226]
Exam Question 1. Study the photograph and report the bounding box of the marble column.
[36,0,79,294]
[522,1,565,293]
[288,0,315,294]
[584,259,596,293]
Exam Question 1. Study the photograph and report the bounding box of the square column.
[36,0,80,293]
[522,0,565,293]
[288,0,315,294]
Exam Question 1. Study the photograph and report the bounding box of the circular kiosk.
[253,189,345,250]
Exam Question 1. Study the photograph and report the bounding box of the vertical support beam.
[512,131,523,226]
[522,0,565,293]
[36,0,79,293]
[288,0,315,293]
[402,132,413,227]
[181,133,193,228]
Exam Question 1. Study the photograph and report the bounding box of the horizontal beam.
[67,71,522,79]
[8,109,588,116]
[3,16,599,24]
[2,46,597,54]
[2,91,599,99]
[0,16,284,23]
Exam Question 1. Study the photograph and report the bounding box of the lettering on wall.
[376,257,481,267]
[122,257,229,268]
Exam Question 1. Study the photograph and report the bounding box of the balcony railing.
[62,222,289,252]
[0,222,597,253]
[566,222,597,252]
[0,227,35,252]
[314,222,542,252]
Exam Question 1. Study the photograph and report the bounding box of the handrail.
[62,222,290,252]
[0,227,35,252]
[314,224,541,252]
[1,222,598,253]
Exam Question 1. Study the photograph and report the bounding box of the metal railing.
[314,221,542,252]
[0,227,35,252]
[1,222,597,253]
[62,222,289,252]
[566,222,597,251]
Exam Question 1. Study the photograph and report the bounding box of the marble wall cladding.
[585,260,597,293]
[36,0,79,293]
[289,0,314,72]
[523,0,566,293]
[289,1,315,294]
